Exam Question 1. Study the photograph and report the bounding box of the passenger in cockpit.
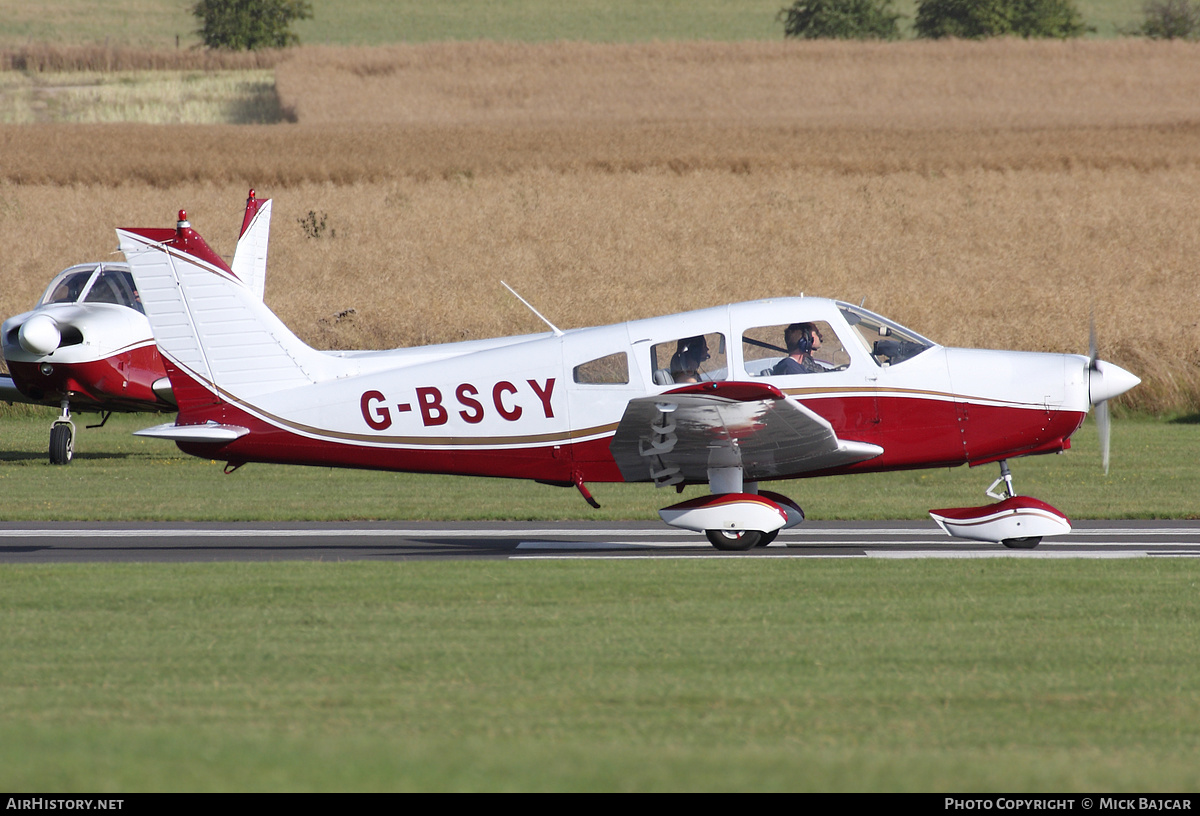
[771,323,825,375]
[670,336,710,383]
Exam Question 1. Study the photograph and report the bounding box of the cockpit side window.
[743,321,849,377]
[837,304,933,367]
[573,352,629,385]
[84,269,144,313]
[42,269,96,305]
[650,333,727,386]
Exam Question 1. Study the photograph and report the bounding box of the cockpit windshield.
[39,264,144,313]
[837,302,935,366]
[85,268,143,312]
[41,267,96,306]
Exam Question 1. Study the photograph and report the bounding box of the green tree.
[1138,0,1200,39]
[192,0,314,50]
[778,0,903,40]
[915,0,1087,39]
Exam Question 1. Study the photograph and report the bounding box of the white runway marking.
[2,523,1198,562]
[0,527,695,539]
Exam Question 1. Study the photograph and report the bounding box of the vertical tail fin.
[230,189,271,301]
[118,209,332,423]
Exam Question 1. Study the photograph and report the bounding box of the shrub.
[192,0,313,51]
[915,0,1088,39]
[778,0,903,40]
[1138,0,1200,39]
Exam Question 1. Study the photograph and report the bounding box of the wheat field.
[2,40,1199,412]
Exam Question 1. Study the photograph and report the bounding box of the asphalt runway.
[2,520,1199,563]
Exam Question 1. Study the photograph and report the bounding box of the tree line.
[779,0,1200,41]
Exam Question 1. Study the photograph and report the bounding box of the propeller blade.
[1095,397,1110,476]
[1088,314,1098,370]
[1085,318,1137,475]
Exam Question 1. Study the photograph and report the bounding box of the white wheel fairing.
[659,493,788,534]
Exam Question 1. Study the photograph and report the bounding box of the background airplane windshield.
[84,268,144,313]
[41,268,96,305]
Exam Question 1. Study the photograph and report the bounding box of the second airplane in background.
[1,191,272,463]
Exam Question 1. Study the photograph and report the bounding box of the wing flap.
[610,382,882,483]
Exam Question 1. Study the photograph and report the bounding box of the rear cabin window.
[650,333,727,386]
[573,352,629,385]
[742,321,850,377]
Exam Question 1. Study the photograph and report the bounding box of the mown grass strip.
[1,558,1197,791]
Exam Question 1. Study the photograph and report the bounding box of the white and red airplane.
[1,191,272,464]
[116,199,1139,550]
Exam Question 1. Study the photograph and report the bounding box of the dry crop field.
[2,39,1199,413]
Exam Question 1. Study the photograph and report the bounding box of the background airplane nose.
[1089,359,1141,405]
[18,314,61,356]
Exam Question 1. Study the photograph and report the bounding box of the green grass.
[0,1,1154,48]
[0,409,1193,521]
[1,558,1197,791]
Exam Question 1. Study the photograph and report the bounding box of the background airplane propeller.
[1087,319,1141,475]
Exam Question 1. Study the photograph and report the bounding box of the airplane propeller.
[1087,319,1141,475]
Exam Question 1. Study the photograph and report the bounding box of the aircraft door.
[740,319,880,441]
[564,344,641,483]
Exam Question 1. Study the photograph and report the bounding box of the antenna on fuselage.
[501,281,564,337]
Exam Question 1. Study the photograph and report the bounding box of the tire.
[49,423,73,465]
[1002,536,1041,549]
[705,529,762,551]
[755,530,779,548]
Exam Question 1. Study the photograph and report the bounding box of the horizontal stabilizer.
[134,421,248,443]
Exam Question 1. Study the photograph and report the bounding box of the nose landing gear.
[929,460,1072,549]
[49,397,75,465]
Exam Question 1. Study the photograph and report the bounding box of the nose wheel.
[49,422,74,465]
[49,397,75,465]
[987,461,1042,549]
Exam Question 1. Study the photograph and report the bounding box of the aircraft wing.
[1,375,35,405]
[610,381,883,484]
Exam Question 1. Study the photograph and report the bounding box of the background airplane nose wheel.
[49,423,74,465]
[705,529,763,551]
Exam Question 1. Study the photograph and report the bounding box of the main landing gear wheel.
[1002,537,1042,550]
[705,529,763,551]
[755,530,779,548]
[49,423,74,465]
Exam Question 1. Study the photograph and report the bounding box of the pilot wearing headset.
[770,322,825,375]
